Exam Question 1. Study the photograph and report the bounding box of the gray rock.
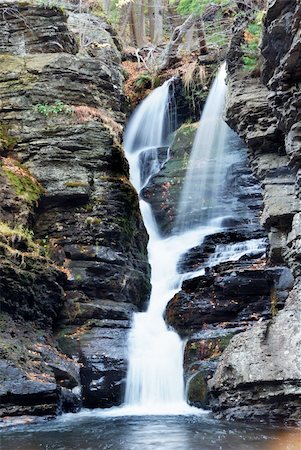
[79,326,129,408]
[0,2,150,418]
[208,283,301,423]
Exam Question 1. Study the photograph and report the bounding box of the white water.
[207,238,267,268]
[176,63,230,232]
[122,79,209,414]
[117,66,266,416]
[183,238,267,282]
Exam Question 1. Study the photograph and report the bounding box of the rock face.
[0,2,150,418]
[209,284,301,423]
[142,122,197,235]
[207,0,301,423]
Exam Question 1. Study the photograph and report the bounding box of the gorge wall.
[163,0,300,424]
[208,0,301,423]
[0,2,150,418]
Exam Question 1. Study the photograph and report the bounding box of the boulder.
[208,283,301,424]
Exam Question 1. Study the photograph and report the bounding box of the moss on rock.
[2,158,43,204]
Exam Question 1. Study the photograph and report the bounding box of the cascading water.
[122,79,209,414]
[119,64,266,416]
[176,63,231,232]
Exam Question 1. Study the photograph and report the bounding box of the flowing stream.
[122,79,212,414]
[176,63,229,232]
[121,65,251,414]
[1,66,295,450]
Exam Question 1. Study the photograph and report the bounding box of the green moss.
[242,10,265,71]
[0,125,17,151]
[187,372,208,408]
[0,221,39,253]
[65,181,89,188]
[3,164,43,203]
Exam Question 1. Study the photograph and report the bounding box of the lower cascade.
[121,65,266,414]
[123,79,200,413]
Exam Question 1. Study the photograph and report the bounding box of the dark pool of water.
[1,411,300,450]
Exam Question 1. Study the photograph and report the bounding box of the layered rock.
[209,284,301,423]
[0,2,150,418]
[207,0,301,423]
[142,122,197,235]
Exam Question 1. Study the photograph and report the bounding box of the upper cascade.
[124,78,176,193]
[175,63,230,232]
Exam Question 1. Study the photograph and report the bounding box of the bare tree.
[157,13,198,71]
[129,0,147,48]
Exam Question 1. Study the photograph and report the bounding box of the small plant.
[135,73,152,89]
[85,216,102,227]
[241,10,265,71]
[0,221,40,254]
[34,100,73,117]
[36,0,65,13]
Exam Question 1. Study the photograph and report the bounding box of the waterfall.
[118,64,265,416]
[122,79,213,415]
[176,63,230,232]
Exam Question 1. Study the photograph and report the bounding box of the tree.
[157,13,198,71]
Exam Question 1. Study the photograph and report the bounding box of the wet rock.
[0,257,65,327]
[187,372,209,409]
[61,387,81,414]
[79,326,129,408]
[0,361,59,417]
[0,2,150,417]
[208,284,301,424]
[141,122,197,235]
[166,267,275,337]
[60,292,137,325]
[178,228,266,274]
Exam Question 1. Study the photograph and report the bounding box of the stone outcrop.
[207,0,301,423]
[0,2,150,418]
[142,122,197,235]
[209,284,301,423]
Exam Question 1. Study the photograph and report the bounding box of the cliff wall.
[0,2,150,418]
[208,0,301,423]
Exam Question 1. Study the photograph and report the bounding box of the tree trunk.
[102,0,110,13]
[148,0,155,41]
[120,3,132,38]
[196,18,208,55]
[153,0,163,44]
[157,14,198,72]
[185,25,194,51]
[129,1,146,48]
